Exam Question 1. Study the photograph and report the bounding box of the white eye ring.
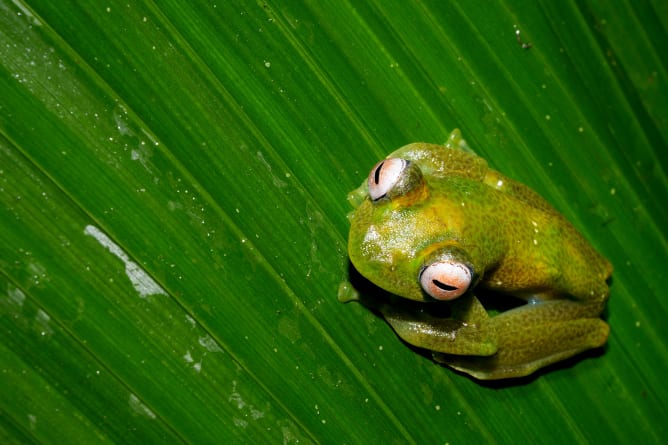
[419,261,472,301]
[368,158,408,201]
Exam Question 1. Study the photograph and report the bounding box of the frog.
[343,129,612,380]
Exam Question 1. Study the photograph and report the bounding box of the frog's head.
[348,157,480,302]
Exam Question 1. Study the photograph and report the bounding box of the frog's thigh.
[380,305,498,356]
[503,298,605,324]
[494,300,609,361]
[436,317,608,379]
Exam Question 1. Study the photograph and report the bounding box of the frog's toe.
[337,281,360,303]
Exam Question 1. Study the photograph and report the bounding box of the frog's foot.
[444,128,473,153]
[434,301,609,380]
[380,295,498,356]
[337,281,360,303]
[347,183,369,208]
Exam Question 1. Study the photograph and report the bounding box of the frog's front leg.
[380,294,499,356]
[435,300,609,380]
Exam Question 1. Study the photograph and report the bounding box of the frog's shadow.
[346,262,610,389]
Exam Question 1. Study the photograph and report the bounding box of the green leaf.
[1,0,666,443]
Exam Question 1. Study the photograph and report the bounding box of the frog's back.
[483,186,611,303]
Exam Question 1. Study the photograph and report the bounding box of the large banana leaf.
[1,1,666,443]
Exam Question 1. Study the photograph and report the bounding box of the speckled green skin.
[347,130,612,379]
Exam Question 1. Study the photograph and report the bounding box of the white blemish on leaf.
[229,381,246,410]
[128,394,156,419]
[185,314,196,328]
[34,309,53,338]
[256,151,287,188]
[113,105,132,137]
[233,417,248,428]
[6,284,26,308]
[228,380,265,426]
[198,335,222,352]
[12,1,42,26]
[27,414,37,430]
[84,225,166,298]
[27,261,47,285]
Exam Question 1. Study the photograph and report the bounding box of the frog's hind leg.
[435,300,609,380]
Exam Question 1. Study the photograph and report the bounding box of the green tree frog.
[344,129,612,380]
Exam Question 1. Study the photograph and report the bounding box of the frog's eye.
[419,261,472,300]
[368,158,409,201]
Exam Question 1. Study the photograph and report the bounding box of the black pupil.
[373,161,384,184]
[433,279,457,291]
